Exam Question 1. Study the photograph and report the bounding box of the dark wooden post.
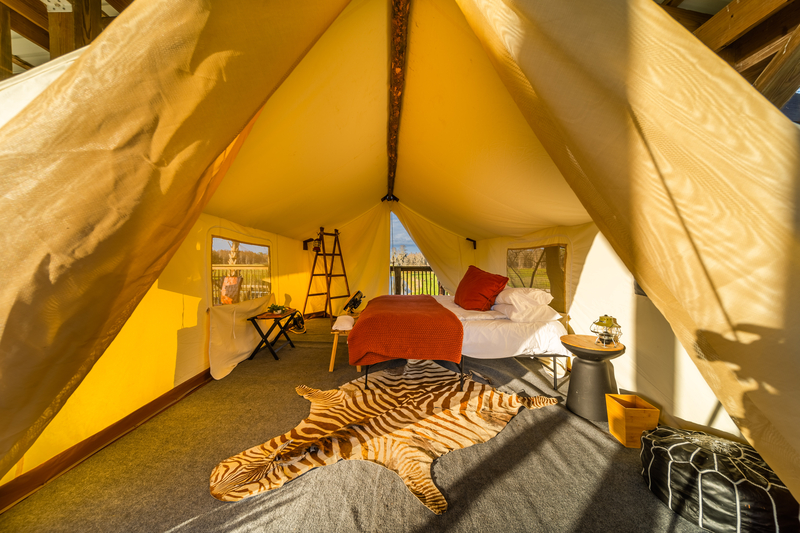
[393,266,402,295]
[0,3,11,80]
[72,0,100,49]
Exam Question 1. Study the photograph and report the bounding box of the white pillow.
[494,288,554,307]
[332,315,356,331]
[493,302,561,323]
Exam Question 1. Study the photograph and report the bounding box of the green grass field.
[507,267,551,290]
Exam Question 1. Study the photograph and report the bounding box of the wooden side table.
[560,334,625,422]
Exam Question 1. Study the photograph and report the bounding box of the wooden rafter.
[694,0,796,53]
[661,0,685,7]
[731,1,800,73]
[661,5,711,33]
[10,9,47,50]
[383,0,410,202]
[754,24,800,108]
[12,53,34,69]
[1,3,10,80]
[0,0,47,29]
[104,0,131,14]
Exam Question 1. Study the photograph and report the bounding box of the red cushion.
[454,266,509,311]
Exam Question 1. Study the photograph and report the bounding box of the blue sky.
[391,213,420,254]
[211,238,269,254]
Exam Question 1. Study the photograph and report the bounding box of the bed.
[347,291,570,373]
[432,295,570,359]
[347,295,464,368]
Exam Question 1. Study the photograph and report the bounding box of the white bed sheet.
[432,295,569,359]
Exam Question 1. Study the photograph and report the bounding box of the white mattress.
[432,295,569,359]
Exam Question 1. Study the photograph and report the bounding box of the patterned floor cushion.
[641,427,799,532]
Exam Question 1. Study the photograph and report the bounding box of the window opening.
[390,213,447,295]
[506,245,567,313]
[211,237,271,305]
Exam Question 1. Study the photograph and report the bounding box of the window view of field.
[507,246,567,312]
[390,214,447,295]
[211,238,271,305]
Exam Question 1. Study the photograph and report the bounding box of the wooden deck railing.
[211,265,270,305]
[390,266,447,296]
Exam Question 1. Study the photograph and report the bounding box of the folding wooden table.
[247,308,298,361]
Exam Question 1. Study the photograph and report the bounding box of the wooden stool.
[330,314,360,372]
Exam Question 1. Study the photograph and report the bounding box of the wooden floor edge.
[0,369,213,515]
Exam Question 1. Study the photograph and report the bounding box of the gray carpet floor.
[0,319,702,532]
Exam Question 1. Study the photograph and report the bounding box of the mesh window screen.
[211,238,271,306]
[506,246,567,313]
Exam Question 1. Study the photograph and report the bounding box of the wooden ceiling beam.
[1,3,11,80]
[10,9,47,50]
[12,53,33,69]
[0,0,46,30]
[383,0,411,203]
[730,1,800,70]
[753,24,800,108]
[735,31,794,73]
[104,0,130,14]
[694,0,796,52]
[661,0,685,7]
[661,6,712,33]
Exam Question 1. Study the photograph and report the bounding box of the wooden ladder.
[302,227,351,318]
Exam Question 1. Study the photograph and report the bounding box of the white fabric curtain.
[456,0,800,497]
[392,203,476,293]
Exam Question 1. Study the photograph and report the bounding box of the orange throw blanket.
[348,295,463,366]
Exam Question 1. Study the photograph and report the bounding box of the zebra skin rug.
[210,359,558,514]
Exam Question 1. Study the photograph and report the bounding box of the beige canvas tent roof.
[1,0,799,507]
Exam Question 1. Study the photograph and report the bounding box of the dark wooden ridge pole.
[382,0,411,203]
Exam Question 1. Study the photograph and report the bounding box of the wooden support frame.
[659,0,800,112]
[0,0,47,30]
[730,1,800,74]
[754,24,800,108]
[10,9,48,50]
[12,53,33,69]
[71,0,100,49]
[384,0,411,202]
[1,3,11,80]
[47,10,73,59]
[661,6,711,33]
[104,0,131,14]
[694,0,796,53]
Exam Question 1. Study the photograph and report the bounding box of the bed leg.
[459,359,464,391]
[365,365,370,390]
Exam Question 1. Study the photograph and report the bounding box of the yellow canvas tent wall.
[2,0,799,504]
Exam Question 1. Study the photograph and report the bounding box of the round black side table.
[561,334,626,422]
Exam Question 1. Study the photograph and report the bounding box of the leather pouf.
[641,427,799,533]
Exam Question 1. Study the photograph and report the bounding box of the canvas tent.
[1,0,799,507]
